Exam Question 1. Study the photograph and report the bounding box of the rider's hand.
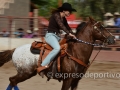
[69,33,76,39]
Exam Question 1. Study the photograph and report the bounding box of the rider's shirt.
[47,12,72,34]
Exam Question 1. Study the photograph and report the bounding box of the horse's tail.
[0,48,15,67]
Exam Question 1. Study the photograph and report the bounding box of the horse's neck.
[67,30,94,64]
[77,25,94,43]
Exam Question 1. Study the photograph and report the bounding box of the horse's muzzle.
[107,36,116,45]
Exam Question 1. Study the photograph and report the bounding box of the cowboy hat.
[114,12,120,15]
[104,12,113,16]
[58,3,77,12]
[26,30,32,33]
[34,28,39,31]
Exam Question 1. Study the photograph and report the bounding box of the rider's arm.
[64,17,73,34]
[54,13,70,34]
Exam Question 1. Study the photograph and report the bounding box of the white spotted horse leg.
[6,70,37,90]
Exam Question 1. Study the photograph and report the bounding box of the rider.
[36,2,77,76]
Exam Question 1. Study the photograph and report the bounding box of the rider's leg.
[37,33,60,73]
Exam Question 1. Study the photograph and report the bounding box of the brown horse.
[0,17,115,90]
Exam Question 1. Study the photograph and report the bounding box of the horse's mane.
[67,22,87,43]
[75,22,87,35]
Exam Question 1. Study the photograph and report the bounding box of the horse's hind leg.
[6,74,20,90]
[7,70,37,90]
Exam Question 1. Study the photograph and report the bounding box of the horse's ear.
[89,17,95,24]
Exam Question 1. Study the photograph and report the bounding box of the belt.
[47,31,59,35]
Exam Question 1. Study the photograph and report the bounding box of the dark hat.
[17,28,24,31]
[58,3,77,12]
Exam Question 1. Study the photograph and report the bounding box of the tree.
[31,0,120,20]
[39,0,58,17]
[31,0,58,17]
[66,0,120,20]
[31,0,48,5]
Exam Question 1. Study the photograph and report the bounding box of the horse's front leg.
[61,78,72,90]
[71,80,79,90]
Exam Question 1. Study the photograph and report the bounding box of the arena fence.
[0,16,48,38]
[0,16,120,51]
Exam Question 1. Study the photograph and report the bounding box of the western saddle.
[30,37,67,72]
[30,37,88,73]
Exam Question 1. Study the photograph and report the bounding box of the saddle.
[30,37,88,77]
[30,37,67,72]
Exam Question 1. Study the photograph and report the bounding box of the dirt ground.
[0,60,120,90]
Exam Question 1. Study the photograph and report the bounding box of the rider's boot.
[36,65,48,78]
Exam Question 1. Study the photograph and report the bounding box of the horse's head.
[88,17,115,45]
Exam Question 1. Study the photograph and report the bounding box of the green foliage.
[67,0,120,20]
[31,0,58,17]
[31,0,48,5]
[38,0,58,17]
[31,0,120,20]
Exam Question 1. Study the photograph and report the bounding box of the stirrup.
[36,66,48,78]
[37,66,48,73]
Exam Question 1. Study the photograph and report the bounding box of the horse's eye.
[99,26,104,30]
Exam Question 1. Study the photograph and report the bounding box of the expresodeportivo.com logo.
[47,71,120,79]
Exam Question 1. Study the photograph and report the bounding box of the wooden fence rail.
[0,16,120,51]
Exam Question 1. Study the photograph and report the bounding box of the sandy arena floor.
[0,60,120,90]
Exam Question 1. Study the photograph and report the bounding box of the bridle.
[93,21,113,39]
[74,21,114,47]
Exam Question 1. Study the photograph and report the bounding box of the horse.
[0,17,115,90]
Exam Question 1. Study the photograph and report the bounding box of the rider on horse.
[36,2,77,77]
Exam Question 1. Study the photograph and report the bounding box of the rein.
[87,46,102,69]
[75,38,105,47]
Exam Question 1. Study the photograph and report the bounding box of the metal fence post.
[8,16,13,49]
